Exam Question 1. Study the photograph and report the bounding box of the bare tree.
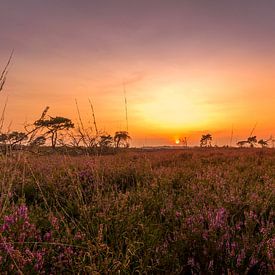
[67,129,84,147]
[179,137,188,147]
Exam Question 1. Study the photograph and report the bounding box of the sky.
[0,0,275,146]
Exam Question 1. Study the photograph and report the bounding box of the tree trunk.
[116,138,120,148]
[51,132,57,149]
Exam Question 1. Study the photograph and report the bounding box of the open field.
[0,148,274,274]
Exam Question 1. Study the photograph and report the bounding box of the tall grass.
[0,148,274,273]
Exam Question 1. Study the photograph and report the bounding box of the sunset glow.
[175,139,180,145]
[0,1,274,146]
[0,3,274,272]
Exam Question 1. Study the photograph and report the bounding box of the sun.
[175,139,180,144]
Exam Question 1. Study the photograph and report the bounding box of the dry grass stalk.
[0,50,14,93]
[88,98,98,135]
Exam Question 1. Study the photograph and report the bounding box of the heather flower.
[237,249,246,267]
[208,260,213,270]
[249,257,258,268]
[4,215,15,225]
[266,238,275,260]
[44,232,52,241]
[74,231,85,240]
[187,257,195,268]
[212,207,227,229]
[175,211,182,219]
[1,240,14,254]
[49,214,60,231]
[17,204,28,219]
[1,215,15,232]
[34,250,45,271]
[0,147,274,273]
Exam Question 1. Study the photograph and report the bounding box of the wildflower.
[49,214,60,231]
[187,257,195,268]
[208,260,214,270]
[211,207,227,229]
[175,211,182,219]
[237,249,246,267]
[18,232,26,244]
[44,232,52,241]
[17,204,28,219]
[74,231,85,240]
[267,238,275,260]
[4,215,15,225]
[202,231,208,240]
[34,250,44,271]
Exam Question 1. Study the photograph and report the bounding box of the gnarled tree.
[247,136,257,148]
[29,136,46,147]
[35,116,74,148]
[200,134,212,147]
[0,131,27,148]
[114,131,131,148]
[258,139,268,148]
[99,134,113,148]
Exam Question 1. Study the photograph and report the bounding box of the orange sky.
[0,1,275,146]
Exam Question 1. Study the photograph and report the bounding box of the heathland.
[0,148,274,273]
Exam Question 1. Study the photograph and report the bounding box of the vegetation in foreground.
[0,148,274,274]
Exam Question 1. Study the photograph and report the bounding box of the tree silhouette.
[114,131,131,148]
[200,134,212,147]
[29,136,46,147]
[99,134,113,148]
[237,136,258,148]
[258,139,268,148]
[10,131,28,145]
[0,133,8,145]
[0,131,27,147]
[270,136,275,148]
[247,136,257,148]
[179,137,188,147]
[237,140,248,148]
[35,116,74,148]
